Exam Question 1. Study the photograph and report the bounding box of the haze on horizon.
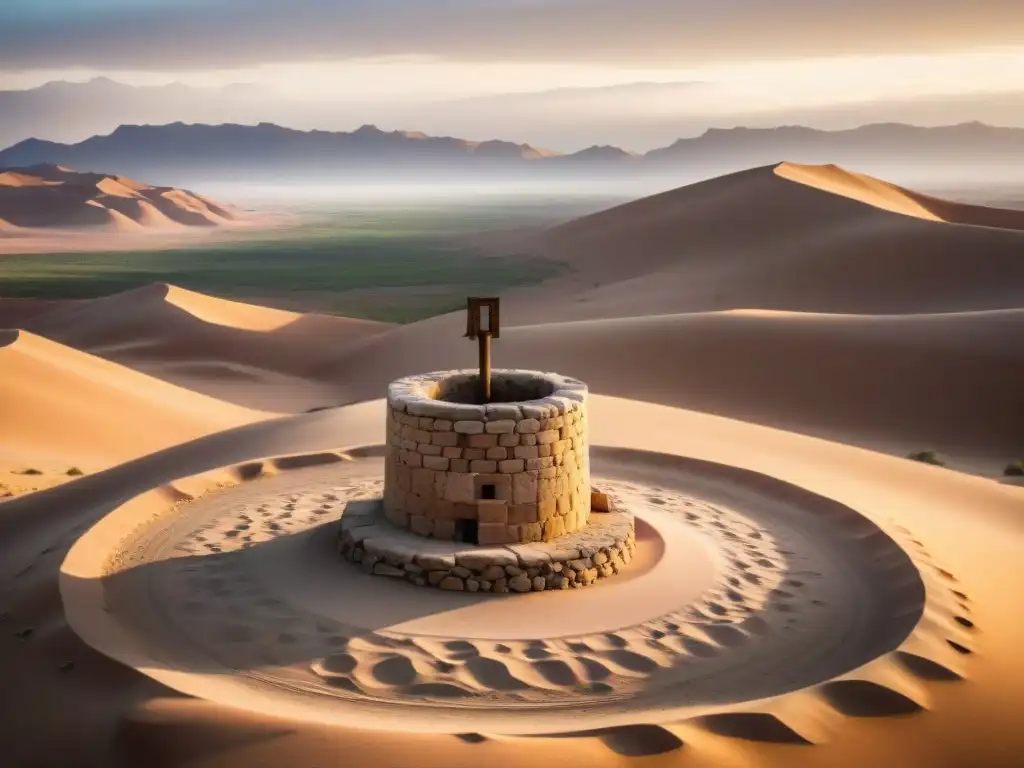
[2,0,1024,153]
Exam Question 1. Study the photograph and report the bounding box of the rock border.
[338,499,635,593]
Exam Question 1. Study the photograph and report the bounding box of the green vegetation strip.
[0,234,564,323]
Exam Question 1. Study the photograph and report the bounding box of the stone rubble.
[338,499,636,593]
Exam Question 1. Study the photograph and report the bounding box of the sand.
[1,162,1023,767]
[0,165,237,236]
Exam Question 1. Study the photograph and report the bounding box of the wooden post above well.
[465,297,500,403]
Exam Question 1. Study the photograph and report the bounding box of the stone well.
[382,369,591,546]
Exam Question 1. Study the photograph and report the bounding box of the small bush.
[66,467,84,477]
[907,450,944,466]
[17,468,43,476]
[1004,461,1024,477]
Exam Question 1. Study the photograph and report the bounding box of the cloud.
[1,0,1023,71]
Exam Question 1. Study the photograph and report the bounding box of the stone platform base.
[337,499,636,593]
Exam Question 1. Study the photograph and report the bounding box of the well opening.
[433,372,557,405]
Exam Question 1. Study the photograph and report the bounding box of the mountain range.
[3,77,1024,156]
[2,120,1023,187]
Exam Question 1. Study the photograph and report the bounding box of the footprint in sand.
[464,657,529,691]
[531,659,579,686]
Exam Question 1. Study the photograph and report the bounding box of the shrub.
[1004,461,1024,477]
[907,450,944,466]
[66,467,84,477]
[18,468,43,476]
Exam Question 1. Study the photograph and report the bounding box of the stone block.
[401,439,418,451]
[499,459,526,473]
[486,447,508,460]
[384,506,409,528]
[410,515,434,537]
[520,434,538,446]
[406,493,427,516]
[538,498,557,522]
[537,429,559,445]
[498,433,520,447]
[468,433,498,449]
[508,503,538,524]
[458,547,518,570]
[454,420,485,434]
[486,404,523,420]
[509,574,532,593]
[401,450,423,468]
[439,576,465,591]
[470,460,498,473]
[485,419,517,434]
[477,500,509,524]
[444,472,476,503]
[479,564,507,580]
[515,419,541,434]
[423,456,449,471]
[442,447,462,460]
[512,472,538,504]
[591,490,613,512]
[523,522,543,543]
[431,431,459,447]
[428,570,449,585]
[515,445,540,460]
[454,503,477,519]
[373,563,406,577]
[430,498,456,520]
[463,448,485,460]
[418,443,442,456]
[478,522,510,546]
[418,417,435,430]
[450,459,469,473]
[433,419,453,432]
[397,464,412,492]
[412,468,435,497]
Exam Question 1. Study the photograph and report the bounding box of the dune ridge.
[0,328,262,473]
[775,161,1024,230]
[21,284,391,410]
[532,162,1024,318]
[0,163,236,231]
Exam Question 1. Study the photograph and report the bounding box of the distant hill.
[2,120,1024,186]
[0,164,236,230]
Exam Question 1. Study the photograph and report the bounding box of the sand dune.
[776,161,1024,230]
[1,158,1023,767]
[0,163,236,231]
[531,162,1024,319]
[0,328,262,481]
[22,284,392,411]
[317,307,1023,475]
[0,396,1019,766]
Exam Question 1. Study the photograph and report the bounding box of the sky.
[2,1,1024,150]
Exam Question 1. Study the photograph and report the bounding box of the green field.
[0,200,608,323]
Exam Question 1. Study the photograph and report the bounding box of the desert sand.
[1,162,1022,767]
[0,164,236,231]
[0,165,290,255]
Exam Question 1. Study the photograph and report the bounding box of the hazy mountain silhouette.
[2,120,1023,187]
